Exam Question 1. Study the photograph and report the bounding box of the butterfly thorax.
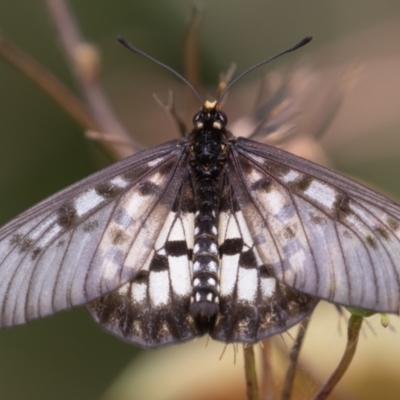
[188,104,228,332]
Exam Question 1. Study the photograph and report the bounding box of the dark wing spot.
[95,181,124,199]
[280,286,317,314]
[259,264,274,277]
[265,160,291,176]
[57,202,78,228]
[123,164,151,182]
[283,226,295,239]
[220,238,243,255]
[239,249,257,268]
[110,228,128,245]
[309,212,325,225]
[19,238,33,252]
[158,159,175,177]
[251,177,272,192]
[387,217,400,231]
[150,254,169,271]
[134,270,149,283]
[238,157,253,174]
[365,235,377,249]
[165,240,188,257]
[89,292,121,325]
[9,234,22,246]
[335,194,351,220]
[292,176,313,192]
[138,181,160,196]
[57,240,66,247]
[83,220,99,232]
[375,226,389,240]
[31,247,42,260]
[231,195,240,213]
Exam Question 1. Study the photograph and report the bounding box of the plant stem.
[43,0,140,159]
[282,317,311,400]
[244,345,259,400]
[312,314,363,400]
[0,35,99,132]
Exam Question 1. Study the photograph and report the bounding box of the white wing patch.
[88,209,197,348]
[149,270,170,307]
[303,179,338,211]
[219,253,239,297]
[74,189,105,217]
[169,256,191,297]
[237,267,258,302]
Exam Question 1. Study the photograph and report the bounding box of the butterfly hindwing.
[229,137,400,313]
[211,176,317,343]
[0,139,188,327]
[88,172,198,347]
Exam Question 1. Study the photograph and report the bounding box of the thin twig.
[312,314,363,400]
[260,339,275,400]
[183,5,205,119]
[43,0,141,159]
[281,317,311,400]
[0,35,99,132]
[153,91,187,137]
[184,5,205,95]
[244,345,259,400]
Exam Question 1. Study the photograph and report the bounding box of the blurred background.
[0,1,400,399]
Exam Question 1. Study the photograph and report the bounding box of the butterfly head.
[189,100,229,177]
[192,100,228,132]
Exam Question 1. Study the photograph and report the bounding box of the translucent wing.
[212,175,317,343]
[0,139,188,327]
[230,66,344,148]
[87,172,198,347]
[228,137,400,313]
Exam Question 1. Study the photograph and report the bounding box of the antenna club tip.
[291,36,313,52]
[117,35,126,44]
[302,36,313,45]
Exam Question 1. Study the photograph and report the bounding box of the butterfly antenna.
[217,36,313,103]
[117,36,204,106]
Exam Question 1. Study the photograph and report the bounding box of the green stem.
[312,314,363,400]
[261,339,275,400]
[282,317,311,400]
[244,345,259,400]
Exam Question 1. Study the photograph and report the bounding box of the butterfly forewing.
[0,139,188,327]
[229,137,400,313]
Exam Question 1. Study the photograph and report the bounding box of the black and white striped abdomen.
[190,177,221,321]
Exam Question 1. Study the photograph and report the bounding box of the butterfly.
[0,36,399,348]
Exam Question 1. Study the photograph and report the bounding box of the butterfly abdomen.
[190,177,221,325]
[188,107,228,330]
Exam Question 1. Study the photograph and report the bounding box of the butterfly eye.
[212,112,227,130]
[217,111,227,126]
[193,111,204,128]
